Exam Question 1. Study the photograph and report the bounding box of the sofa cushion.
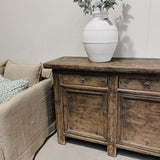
[0,60,7,75]
[4,60,41,87]
[0,75,29,104]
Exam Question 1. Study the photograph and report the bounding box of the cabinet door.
[63,88,108,142]
[117,92,160,155]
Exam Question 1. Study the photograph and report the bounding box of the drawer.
[60,74,107,87]
[119,75,160,92]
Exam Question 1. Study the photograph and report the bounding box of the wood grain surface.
[118,93,160,154]
[44,57,160,157]
[44,57,160,74]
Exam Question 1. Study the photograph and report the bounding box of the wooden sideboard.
[44,57,160,157]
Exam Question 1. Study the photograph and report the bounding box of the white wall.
[0,0,160,64]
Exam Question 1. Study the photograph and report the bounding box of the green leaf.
[78,2,85,8]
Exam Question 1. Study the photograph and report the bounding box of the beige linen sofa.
[0,61,56,160]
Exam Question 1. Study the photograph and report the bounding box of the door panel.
[63,88,108,141]
[118,93,160,153]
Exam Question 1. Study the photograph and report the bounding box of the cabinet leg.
[107,75,118,157]
[107,145,117,157]
[57,133,66,145]
[54,72,66,145]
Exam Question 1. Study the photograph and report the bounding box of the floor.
[35,133,159,160]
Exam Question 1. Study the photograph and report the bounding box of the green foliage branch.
[73,0,117,15]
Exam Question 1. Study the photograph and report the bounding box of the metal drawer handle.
[103,111,108,117]
[81,77,85,83]
[141,80,151,89]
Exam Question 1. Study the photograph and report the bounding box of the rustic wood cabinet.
[44,57,160,157]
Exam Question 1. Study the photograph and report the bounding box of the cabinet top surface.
[43,57,160,74]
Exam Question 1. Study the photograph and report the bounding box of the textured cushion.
[4,60,41,87]
[0,75,29,104]
[0,60,7,75]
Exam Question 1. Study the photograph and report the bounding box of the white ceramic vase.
[83,11,118,63]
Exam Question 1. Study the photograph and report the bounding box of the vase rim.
[93,11,108,19]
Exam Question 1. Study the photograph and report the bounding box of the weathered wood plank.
[44,57,160,74]
[107,75,118,157]
[118,94,160,152]
[53,72,66,144]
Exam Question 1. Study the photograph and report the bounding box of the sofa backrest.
[0,60,52,85]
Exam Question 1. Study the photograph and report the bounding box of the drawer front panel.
[118,94,160,152]
[60,74,107,87]
[119,75,160,92]
[63,89,107,141]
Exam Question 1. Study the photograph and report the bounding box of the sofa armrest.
[0,79,55,160]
